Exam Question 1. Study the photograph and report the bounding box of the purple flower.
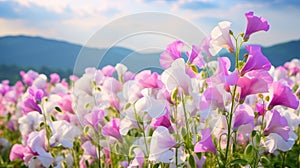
[186,45,206,69]
[84,109,105,132]
[194,128,216,154]
[160,40,184,69]
[233,104,254,130]
[268,82,299,110]
[22,98,42,114]
[264,109,290,141]
[244,11,270,41]
[102,118,122,141]
[241,45,271,75]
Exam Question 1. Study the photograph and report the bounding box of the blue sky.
[0,0,299,51]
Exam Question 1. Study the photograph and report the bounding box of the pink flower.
[241,45,271,75]
[237,70,271,101]
[152,111,173,133]
[50,73,60,84]
[102,65,115,77]
[264,109,290,141]
[207,57,238,86]
[186,45,206,69]
[20,70,39,86]
[194,128,216,154]
[84,109,105,132]
[9,144,31,161]
[256,103,267,115]
[160,40,184,69]
[268,82,299,110]
[244,11,270,41]
[135,70,161,88]
[102,118,122,141]
[199,36,212,58]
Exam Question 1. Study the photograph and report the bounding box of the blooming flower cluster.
[0,11,299,167]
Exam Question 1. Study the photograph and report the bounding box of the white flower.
[149,126,177,163]
[18,111,43,136]
[135,88,166,119]
[49,120,81,148]
[209,21,234,56]
[264,132,296,153]
[161,58,191,94]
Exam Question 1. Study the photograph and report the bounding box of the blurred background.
[0,0,300,83]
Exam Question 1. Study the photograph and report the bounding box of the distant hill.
[0,35,299,83]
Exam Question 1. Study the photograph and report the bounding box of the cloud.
[179,1,218,10]
[0,1,70,20]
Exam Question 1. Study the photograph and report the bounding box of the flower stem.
[181,93,191,148]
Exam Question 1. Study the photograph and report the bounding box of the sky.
[0,0,300,52]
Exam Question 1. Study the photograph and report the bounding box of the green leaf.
[251,130,257,138]
[188,155,196,167]
[260,156,270,166]
[152,163,160,168]
[229,159,248,166]
[244,144,254,162]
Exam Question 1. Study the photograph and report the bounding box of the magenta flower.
[194,128,216,154]
[9,144,31,161]
[207,57,238,86]
[152,112,174,133]
[268,82,299,110]
[102,118,122,141]
[264,109,290,141]
[101,65,115,77]
[50,73,60,84]
[199,36,212,58]
[20,70,39,86]
[233,104,254,130]
[244,11,270,41]
[237,70,271,101]
[160,40,184,69]
[241,45,271,75]
[22,98,42,114]
[256,103,267,115]
[186,45,206,69]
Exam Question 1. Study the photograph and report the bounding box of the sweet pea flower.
[135,70,161,88]
[50,73,60,84]
[20,70,39,86]
[244,11,270,41]
[186,45,206,69]
[102,118,122,141]
[207,57,239,86]
[233,104,254,130]
[241,45,271,75]
[18,111,43,136]
[49,120,81,148]
[209,21,234,56]
[160,40,184,69]
[194,128,217,154]
[264,109,290,141]
[199,36,212,58]
[237,70,271,101]
[84,108,105,132]
[80,141,97,168]
[128,148,145,168]
[264,132,296,153]
[135,89,166,119]
[161,58,192,94]
[27,130,54,167]
[149,126,177,163]
[22,98,42,114]
[268,82,299,110]
[101,65,115,77]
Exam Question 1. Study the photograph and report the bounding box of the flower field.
[0,11,299,167]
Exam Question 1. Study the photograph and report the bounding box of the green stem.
[181,93,191,148]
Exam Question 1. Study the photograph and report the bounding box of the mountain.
[0,35,299,79]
